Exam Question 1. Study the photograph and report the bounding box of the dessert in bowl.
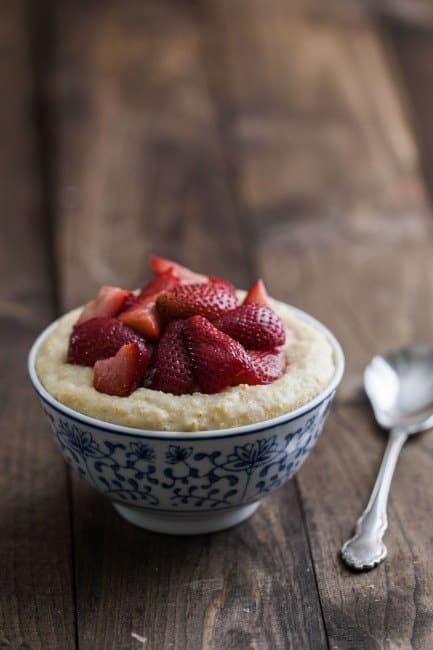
[29,256,344,534]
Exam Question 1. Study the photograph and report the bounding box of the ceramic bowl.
[28,306,344,535]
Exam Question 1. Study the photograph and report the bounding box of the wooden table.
[2,1,433,648]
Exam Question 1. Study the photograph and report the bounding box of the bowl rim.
[28,303,345,440]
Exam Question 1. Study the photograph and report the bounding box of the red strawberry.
[208,276,237,295]
[214,303,286,350]
[138,269,180,299]
[156,282,238,322]
[118,292,140,314]
[184,315,253,393]
[68,317,149,366]
[246,349,287,384]
[244,279,269,306]
[77,286,130,325]
[150,255,208,284]
[118,294,162,340]
[119,270,180,339]
[93,342,148,397]
[148,320,196,395]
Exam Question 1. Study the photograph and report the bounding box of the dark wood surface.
[0,2,75,649]
[2,1,433,648]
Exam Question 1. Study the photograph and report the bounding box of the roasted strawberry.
[184,315,253,393]
[118,294,162,340]
[246,349,287,384]
[214,303,286,350]
[117,271,179,317]
[148,320,196,395]
[208,276,237,295]
[118,292,140,314]
[119,270,180,339]
[77,286,130,325]
[243,279,269,306]
[67,317,148,366]
[150,255,208,284]
[138,269,180,299]
[156,282,238,322]
[93,343,148,397]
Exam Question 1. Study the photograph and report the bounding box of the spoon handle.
[341,427,408,570]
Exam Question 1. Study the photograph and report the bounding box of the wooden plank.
[294,1,433,27]
[53,1,327,647]
[201,0,433,648]
[0,2,76,648]
[53,0,250,312]
[73,476,325,649]
[382,18,433,211]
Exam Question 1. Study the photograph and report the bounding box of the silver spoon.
[341,345,433,570]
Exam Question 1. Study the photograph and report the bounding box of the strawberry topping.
[67,257,288,396]
[118,294,162,340]
[93,342,148,397]
[77,286,130,325]
[138,269,180,299]
[208,276,237,295]
[244,279,269,306]
[184,315,254,393]
[150,256,208,284]
[148,320,196,395]
[156,282,238,322]
[214,303,286,350]
[118,292,140,314]
[68,317,148,366]
[246,349,287,384]
[118,270,181,339]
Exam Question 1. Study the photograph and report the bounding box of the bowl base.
[113,502,260,535]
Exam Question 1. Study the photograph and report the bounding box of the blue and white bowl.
[28,307,344,535]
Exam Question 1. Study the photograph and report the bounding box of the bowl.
[28,305,344,535]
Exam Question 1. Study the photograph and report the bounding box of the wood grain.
[73,476,326,649]
[0,2,75,648]
[312,0,433,26]
[383,18,433,213]
[53,0,250,312]
[53,1,326,648]
[200,0,433,647]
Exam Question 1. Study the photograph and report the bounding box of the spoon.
[341,344,433,570]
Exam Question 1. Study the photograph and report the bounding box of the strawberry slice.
[118,294,162,340]
[156,282,238,322]
[184,315,253,393]
[208,276,237,295]
[119,270,180,338]
[118,292,140,314]
[150,256,208,284]
[68,317,149,366]
[77,286,130,325]
[138,268,180,299]
[214,303,286,350]
[243,279,269,306]
[246,349,287,384]
[93,342,148,397]
[148,320,196,395]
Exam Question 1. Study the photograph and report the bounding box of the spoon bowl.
[365,344,433,433]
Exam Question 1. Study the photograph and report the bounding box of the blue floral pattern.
[43,393,334,512]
